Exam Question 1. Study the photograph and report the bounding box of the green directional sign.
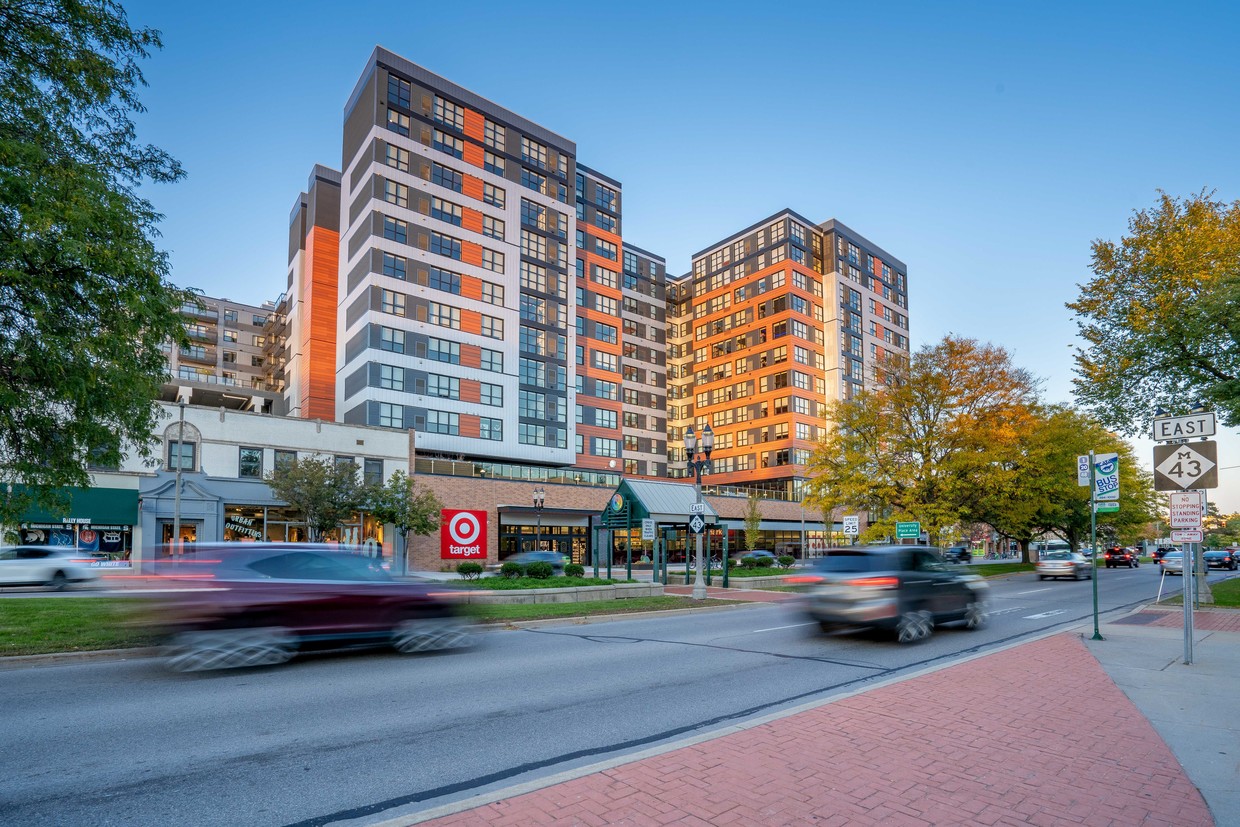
[1094,501,1119,513]
[896,521,921,539]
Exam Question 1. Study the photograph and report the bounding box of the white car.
[0,546,102,590]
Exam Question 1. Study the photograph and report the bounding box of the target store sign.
[440,509,488,559]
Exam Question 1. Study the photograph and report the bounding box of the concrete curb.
[0,646,160,670]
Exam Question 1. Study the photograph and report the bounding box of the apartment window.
[238,447,263,479]
[521,261,547,292]
[427,374,460,400]
[428,302,460,328]
[251,355,264,368]
[379,326,405,353]
[381,252,407,280]
[378,402,403,429]
[431,197,462,226]
[427,337,460,364]
[592,351,618,371]
[521,198,547,230]
[360,458,383,487]
[484,119,505,150]
[425,410,459,435]
[482,215,504,240]
[274,449,296,471]
[480,417,502,441]
[520,391,546,419]
[592,437,620,458]
[480,315,503,339]
[222,350,236,363]
[595,322,617,344]
[595,295,617,315]
[385,143,410,172]
[594,239,618,261]
[521,229,547,261]
[593,211,616,233]
[480,281,504,306]
[381,289,406,317]
[386,109,409,137]
[519,422,547,446]
[521,294,546,324]
[520,136,548,169]
[428,266,461,295]
[480,348,503,372]
[596,409,617,429]
[590,264,618,288]
[596,379,619,400]
[433,96,464,130]
[482,248,503,273]
[382,216,407,244]
[483,182,505,208]
[167,439,195,471]
[484,151,505,175]
[379,364,404,391]
[384,180,409,208]
[430,231,461,260]
[387,75,411,109]
[433,129,463,159]
[479,382,502,406]
[431,162,462,193]
[222,329,237,343]
[521,168,547,195]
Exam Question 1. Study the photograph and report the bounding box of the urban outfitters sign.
[440,509,488,559]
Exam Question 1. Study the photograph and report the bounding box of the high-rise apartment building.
[667,210,909,497]
[618,244,668,477]
[165,295,283,414]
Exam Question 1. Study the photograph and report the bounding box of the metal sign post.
[1089,450,1103,641]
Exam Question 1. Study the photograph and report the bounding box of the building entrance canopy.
[598,479,718,528]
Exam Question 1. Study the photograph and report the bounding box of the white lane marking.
[986,607,1028,617]
[1014,588,1053,595]
[752,622,817,633]
[1024,610,1066,619]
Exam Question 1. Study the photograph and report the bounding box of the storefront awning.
[15,485,139,525]
[599,479,719,527]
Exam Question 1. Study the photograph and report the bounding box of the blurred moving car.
[943,546,972,563]
[156,544,471,671]
[1103,547,1139,569]
[1160,551,1184,575]
[1037,551,1093,581]
[1203,550,1239,571]
[0,546,101,590]
[1153,546,1178,564]
[493,550,567,574]
[733,550,778,563]
[785,546,988,644]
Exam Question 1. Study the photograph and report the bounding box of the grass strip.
[0,598,159,657]
[1157,575,1240,608]
[465,595,745,623]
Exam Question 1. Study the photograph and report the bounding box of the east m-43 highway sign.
[1153,441,1218,491]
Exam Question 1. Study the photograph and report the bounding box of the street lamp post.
[533,487,545,554]
[683,424,714,600]
[172,400,186,554]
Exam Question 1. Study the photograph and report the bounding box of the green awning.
[15,486,139,525]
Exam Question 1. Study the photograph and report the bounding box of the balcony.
[181,303,219,320]
[178,347,215,364]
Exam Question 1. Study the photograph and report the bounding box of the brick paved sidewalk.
[418,634,1210,826]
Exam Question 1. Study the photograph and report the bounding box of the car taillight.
[783,575,824,585]
[849,576,899,589]
[70,558,94,564]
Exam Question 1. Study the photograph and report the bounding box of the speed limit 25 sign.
[440,509,488,559]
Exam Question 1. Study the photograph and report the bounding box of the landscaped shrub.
[755,556,775,568]
[564,563,585,578]
[777,555,796,569]
[740,556,759,569]
[524,561,554,579]
[500,562,524,579]
[456,561,483,580]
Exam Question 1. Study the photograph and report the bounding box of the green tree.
[805,336,1040,547]
[0,1,194,524]
[265,456,367,541]
[366,470,443,573]
[744,491,762,552]
[1068,190,1240,432]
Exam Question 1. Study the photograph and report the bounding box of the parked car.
[1203,550,1239,571]
[1104,547,1139,569]
[0,546,102,590]
[1160,551,1184,575]
[786,546,988,644]
[1037,551,1093,581]
[494,550,567,574]
[156,544,471,671]
[943,546,972,563]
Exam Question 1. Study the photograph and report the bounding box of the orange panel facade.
[299,225,339,421]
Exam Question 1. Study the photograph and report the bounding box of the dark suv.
[943,546,972,563]
[1104,547,1139,568]
[788,546,989,643]
[1203,550,1239,571]
[156,544,472,671]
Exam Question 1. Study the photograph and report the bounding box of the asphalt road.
[0,565,1219,827]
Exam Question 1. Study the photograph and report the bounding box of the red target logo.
[440,509,487,559]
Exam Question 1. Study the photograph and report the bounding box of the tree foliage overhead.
[0,1,194,523]
[1069,190,1240,433]
[805,336,1041,546]
[265,456,369,542]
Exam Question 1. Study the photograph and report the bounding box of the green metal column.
[625,508,632,581]
[592,525,600,579]
[722,528,729,588]
[705,526,712,586]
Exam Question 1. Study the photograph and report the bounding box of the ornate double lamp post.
[684,424,714,599]
[533,487,545,554]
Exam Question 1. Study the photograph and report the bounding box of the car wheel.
[1037,575,1045,581]
[46,571,68,591]
[165,627,294,672]
[393,618,471,653]
[964,601,986,630]
[895,610,932,644]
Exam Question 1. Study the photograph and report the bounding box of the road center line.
[752,622,817,633]
[1014,588,1053,595]
[1024,610,1066,619]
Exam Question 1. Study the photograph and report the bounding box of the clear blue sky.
[124,0,1240,512]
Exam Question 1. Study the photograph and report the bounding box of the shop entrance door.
[160,521,199,552]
